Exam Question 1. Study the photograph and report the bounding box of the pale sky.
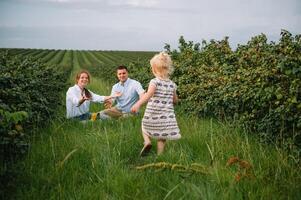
[0,0,300,51]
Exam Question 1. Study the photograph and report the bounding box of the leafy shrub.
[163,31,301,145]
[0,51,69,159]
[127,60,153,89]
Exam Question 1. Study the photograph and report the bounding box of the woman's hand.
[112,92,122,98]
[105,92,122,100]
[78,96,89,106]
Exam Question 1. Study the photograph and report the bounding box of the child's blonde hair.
[150,52,173,79]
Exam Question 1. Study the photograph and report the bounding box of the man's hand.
[104,99,113,109]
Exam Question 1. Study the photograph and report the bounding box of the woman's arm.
[66,87,82,106]
[91,90,122,103]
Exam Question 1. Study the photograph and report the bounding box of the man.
[99,65,145,119]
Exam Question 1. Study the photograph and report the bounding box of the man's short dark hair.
[116,65,128,72]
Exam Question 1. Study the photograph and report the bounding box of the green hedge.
[0,51,70,158]
[166,30,301,144]
[129,30,301,145]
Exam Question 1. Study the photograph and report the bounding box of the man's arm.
[136,81,145,100]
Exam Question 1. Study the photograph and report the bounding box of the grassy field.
[2,49,300,199]
[5,75,300,200]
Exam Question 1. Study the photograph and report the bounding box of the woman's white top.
[66,84,105,118]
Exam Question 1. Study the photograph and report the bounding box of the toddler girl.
[131,52,181,156]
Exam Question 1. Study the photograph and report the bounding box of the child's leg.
[140,129,152,156]
[157,139,166,155]
[142,130,151,145]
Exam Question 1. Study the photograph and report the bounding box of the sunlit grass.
[6,71,301,200]
[9,101,301,199]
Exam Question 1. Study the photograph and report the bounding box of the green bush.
[163,30,301,145]
[0,52,69,158]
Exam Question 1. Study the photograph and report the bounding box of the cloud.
[12,0,103,2]
[108,0,159,8]
[10,0,160,9]
[0,25,166,50]
[0,0,300,50]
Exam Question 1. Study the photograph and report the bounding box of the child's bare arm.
[131,83,156,113]
[173,90,178,104]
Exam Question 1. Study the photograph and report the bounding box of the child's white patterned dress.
[142,78,181,140]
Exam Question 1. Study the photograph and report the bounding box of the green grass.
[5,75,301,200]
[2,51,300,199]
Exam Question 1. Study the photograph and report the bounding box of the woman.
[66,70,120,120]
